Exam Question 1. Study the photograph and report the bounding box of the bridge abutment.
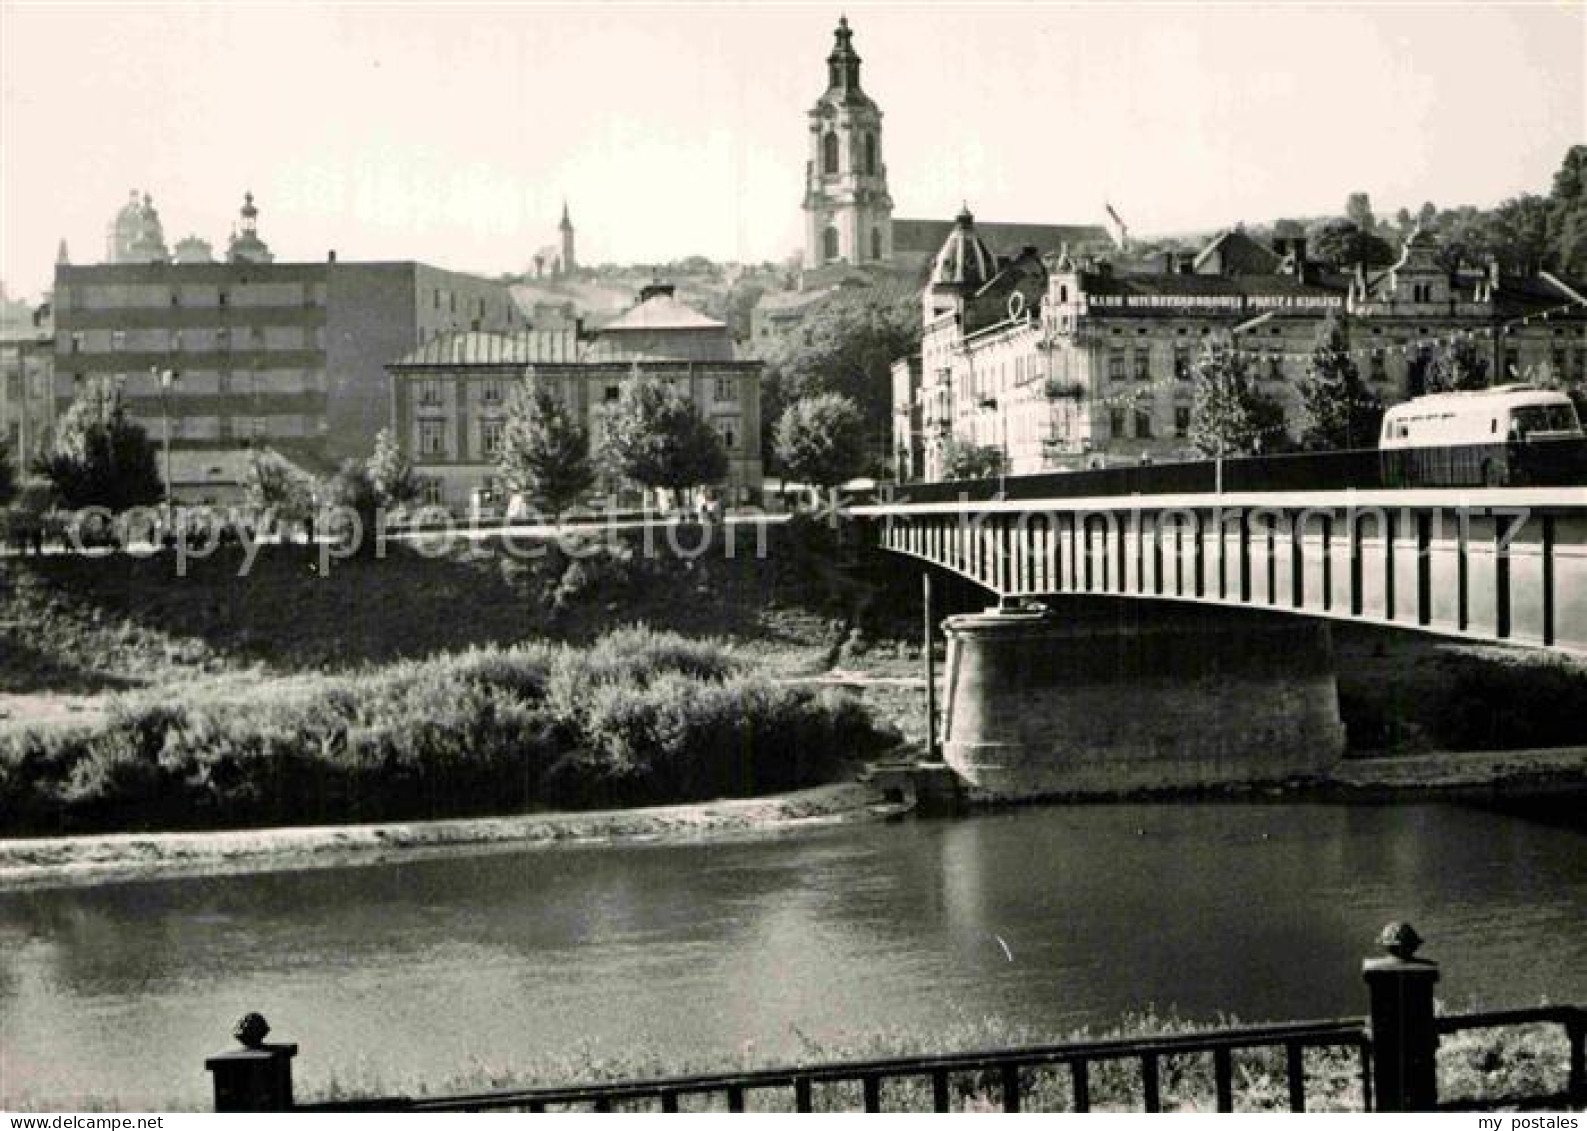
[940,598,1346,798]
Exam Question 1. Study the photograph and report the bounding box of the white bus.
[1380,384,1584,486]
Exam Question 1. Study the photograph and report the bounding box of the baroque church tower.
[803,16,893,268]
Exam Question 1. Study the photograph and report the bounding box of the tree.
[322,459,382,557]
[1546,144,1587,276]
[1345,192,1377,233]
[1526,359,1587,420]
[366,427,419,507]
[1411,338,1490,395]
[498,380,595,519]
[1295,314,1383,450]
[243,448,316,529]
[36,376,162,511]
[602,375,727,505]
[1307,219,1395,269]
[939,436,1005,481]
[774,393,868,495]
[0,438,14,507]
[1188,336,1289,457]
[761,292,919,472]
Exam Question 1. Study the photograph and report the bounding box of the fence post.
[1362,921,1439,1112]
[206,1012,297,1112]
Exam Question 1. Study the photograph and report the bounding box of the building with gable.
[387,283,763,511]
[894,211,1587,481]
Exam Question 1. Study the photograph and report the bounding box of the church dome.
[930,206,999,289]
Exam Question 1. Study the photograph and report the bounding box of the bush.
[0,629,889,835]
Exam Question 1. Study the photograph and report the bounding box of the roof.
[600,292,725,332]
[1192,229,1283,276]
[893,217,1115,258]
[389,330,583,367]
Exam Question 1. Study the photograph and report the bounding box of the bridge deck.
[856,487,1587,655]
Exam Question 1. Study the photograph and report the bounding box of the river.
[2,800,1584,1109]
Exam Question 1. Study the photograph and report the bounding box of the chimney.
[327,249,337,263]
[1163,251,1178,275]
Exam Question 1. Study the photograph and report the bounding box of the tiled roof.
[893,217,1115,258]
[389,330,583,367]
[601,293,725,332]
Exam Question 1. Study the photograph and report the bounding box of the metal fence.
[207,921,1585,1113]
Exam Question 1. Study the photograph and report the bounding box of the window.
[1267,351,1284,382]
[1109,406,1127,437]
[863,133,877,176]
[1133,350,1150,381]
[1369,350,1387,382]
[110,330,126,352]
[481,379,504,405]
[1173,345,1190,380]
[1552,348,1568,376]
[822,131,839,175]
[604,384,621,403]
[70,332,83,354]
[1134,406,1153,439]
[417,379,445,406]
[1108,349,1126,381]
[714,418,739,451]
[419,478,443,506]
[872,227,883,261]
[218,290,229,307]
[1175,406,1191,438]
[1504,348,1519,378]
[481,419,505,456]
[418,419,446,456]
[823,226,840,262]
[714,375,737,401]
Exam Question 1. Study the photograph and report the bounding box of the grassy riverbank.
[12,1006,1564,1112]
[0,626,894,836]
[293,1009,1574,1113]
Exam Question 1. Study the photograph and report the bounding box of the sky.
[1,1,1583,299]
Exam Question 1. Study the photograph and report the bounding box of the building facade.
[896,213,1587,481]
[0,316,55,473]
[52,192,520,502]
[388,284,763,511]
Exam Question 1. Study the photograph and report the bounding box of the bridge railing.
[206,921,1585,1114]
[871,439,1587,506]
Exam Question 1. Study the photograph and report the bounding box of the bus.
[1379,384,1585,487]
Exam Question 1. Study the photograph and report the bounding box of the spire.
[56,238,70,266]
[240,191,258,235]
[826,14,862,92]
[559,200,573,232]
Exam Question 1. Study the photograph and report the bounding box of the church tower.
[803,16,893,268]
[559,201,576,276]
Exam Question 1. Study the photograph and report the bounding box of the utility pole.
[153,366,178,534]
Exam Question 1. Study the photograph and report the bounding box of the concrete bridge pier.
[939,598,1347,799]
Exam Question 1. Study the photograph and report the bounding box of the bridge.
[848,453,1587,799]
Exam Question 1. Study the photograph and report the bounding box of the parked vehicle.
[1379,384,1585,486]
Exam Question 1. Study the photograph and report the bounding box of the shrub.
[0,629,887,835]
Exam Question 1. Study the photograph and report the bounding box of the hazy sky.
[1,2,1582,298]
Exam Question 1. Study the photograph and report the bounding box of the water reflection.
[1,802,1583,1109]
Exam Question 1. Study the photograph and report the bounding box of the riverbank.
[6,745,1584,890]
[0,781,895,890]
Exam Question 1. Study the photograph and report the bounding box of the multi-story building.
[896,211,1587,481]
[52,191,520,502]
[0,310,55,473]
[388,283,763,511]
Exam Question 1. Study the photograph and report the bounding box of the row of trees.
[496,375,871,515]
